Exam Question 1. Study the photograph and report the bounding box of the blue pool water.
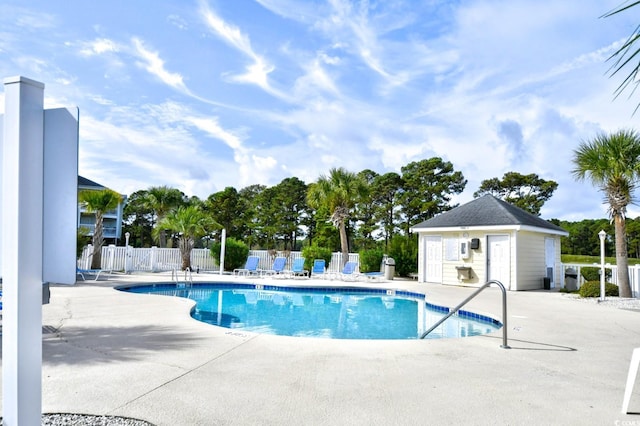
[118,283,501,340]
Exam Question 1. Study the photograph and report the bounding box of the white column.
[2,76,45,425]
[219,229,226,275]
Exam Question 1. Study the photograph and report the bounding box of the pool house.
[410,194,569,291]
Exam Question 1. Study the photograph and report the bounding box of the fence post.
[151,246,158,272]
[86,244,94,269]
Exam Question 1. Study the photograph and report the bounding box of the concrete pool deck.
[2,271,639,425]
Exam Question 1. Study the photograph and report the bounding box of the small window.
[444,238,459,261]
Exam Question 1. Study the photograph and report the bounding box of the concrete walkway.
[2,272,640,425]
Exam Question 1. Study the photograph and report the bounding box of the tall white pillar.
[2,76,45,425]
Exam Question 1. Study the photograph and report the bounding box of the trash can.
[384,257,395,280]
[542,277,551,290]
[564,267,578,291]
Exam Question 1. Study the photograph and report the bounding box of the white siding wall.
[417,229,565,291]
[417,231,489,285]
[514,232,563,291]
[515,231,546,290]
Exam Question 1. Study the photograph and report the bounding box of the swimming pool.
[117,283,502,340]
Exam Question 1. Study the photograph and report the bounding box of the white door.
[424,236,442,283]
[487,235,510,288]
[545,237,556,288]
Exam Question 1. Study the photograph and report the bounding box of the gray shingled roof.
[411,194,567,234]
[78,176,105,189]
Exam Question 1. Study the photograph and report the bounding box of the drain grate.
[42,325,58,334]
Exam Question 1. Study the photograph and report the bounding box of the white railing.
[78,246,360,275]
[561,263,640,298]
[79,245,218,272]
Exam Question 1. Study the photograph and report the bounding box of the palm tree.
[144,186,185,248]
[79,189,123,269]
[572,129,640,298]
[602,1,640,112]
[307,168,368,268]
[155,205,219,270]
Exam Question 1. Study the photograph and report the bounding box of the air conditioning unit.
[460,241,470,259]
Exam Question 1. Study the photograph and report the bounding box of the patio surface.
[2,271,640,425]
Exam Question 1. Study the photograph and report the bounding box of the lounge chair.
[261,256,287,277]
[286,258,309,278]
[77,267,106,281]
[310,259,327,279]
[364,271,384,282]
[233,256,260,277]
[338,261,360,281]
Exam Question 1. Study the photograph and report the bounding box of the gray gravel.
[562,293,640,310]
[40,414,154,425]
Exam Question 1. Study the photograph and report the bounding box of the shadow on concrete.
[485,335,577,351]
[36,324,206,366]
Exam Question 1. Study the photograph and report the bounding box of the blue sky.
[0,0,638,221]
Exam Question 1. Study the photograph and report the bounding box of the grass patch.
[561,254,640,266]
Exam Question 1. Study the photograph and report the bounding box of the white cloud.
[2,0,639,222]
[78,38,120,56]
[186,116,244,151]
[131,37,189,93]
[199,2,288,100]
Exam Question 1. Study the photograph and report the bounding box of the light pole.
[125,232,131,274]
[599,230,606,302]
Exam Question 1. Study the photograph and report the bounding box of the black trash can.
[542,277,551,290]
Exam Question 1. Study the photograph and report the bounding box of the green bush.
[359,248,385,273]
[580,266,612,282]
[210,238,249,272]
[579,281,619,298]
[301,245,332,271]
[387,234,418,277]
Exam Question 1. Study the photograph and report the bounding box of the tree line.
[93,157,562,276]
[79,127,640,294]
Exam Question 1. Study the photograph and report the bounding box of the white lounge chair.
[77,267,105,281]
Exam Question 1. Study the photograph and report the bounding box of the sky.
[0,0,639,222]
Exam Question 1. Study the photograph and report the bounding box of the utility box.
[384,257,395,280]
[564,268,578,291]
[456,266,472,280]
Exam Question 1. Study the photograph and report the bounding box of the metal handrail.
[420,279,510,348]
[172,267,193,287]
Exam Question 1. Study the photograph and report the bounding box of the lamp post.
[599,230,606,302]
[125,232,131,274]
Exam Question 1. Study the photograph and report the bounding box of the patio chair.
[233,256,260,277]
[364,271,384,282]
[261,256,287,277]
[286,258,309,278]
[338,261,361,281]
[76,267,106,281]
[310,259,327,279]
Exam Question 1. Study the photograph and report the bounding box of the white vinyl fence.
[560,263,640,298]
[77,247,638,297]
[78,245,359,274]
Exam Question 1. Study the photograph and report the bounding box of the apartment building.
[77,176,127,245]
